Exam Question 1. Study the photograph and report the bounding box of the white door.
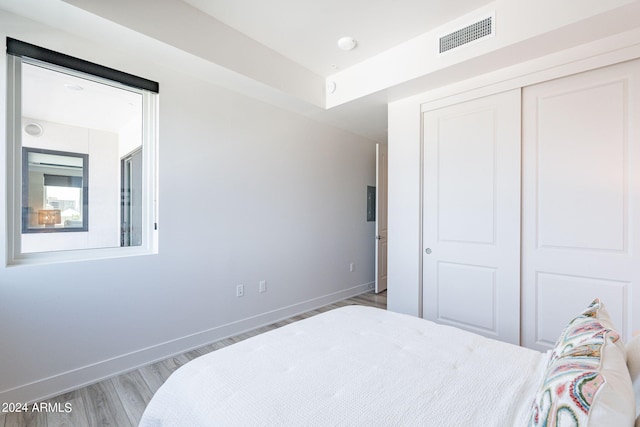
[375,143,388,293]
[422,89,521,345]
[522,60,640,351]
[121,148,143,247]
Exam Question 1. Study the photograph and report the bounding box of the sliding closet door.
[422,89,521,345]
[522,59,640,351]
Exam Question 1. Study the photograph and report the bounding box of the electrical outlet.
[259,280,267,293]
[349,262,355,272]
[236,284,244,297]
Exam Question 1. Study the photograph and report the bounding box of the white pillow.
[626,334,640,426]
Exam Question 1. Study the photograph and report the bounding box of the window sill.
[7,243,158,267]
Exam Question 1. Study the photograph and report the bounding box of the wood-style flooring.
[2,291,387,427]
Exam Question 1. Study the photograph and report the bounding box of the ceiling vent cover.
[439,15,494,54]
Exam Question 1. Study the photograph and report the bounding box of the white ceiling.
[6,0,640,144]
[181,0,492,77]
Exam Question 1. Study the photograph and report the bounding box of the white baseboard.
[0,282,374,404]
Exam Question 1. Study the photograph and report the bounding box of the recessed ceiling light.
[63,83,84,91]
[337,36,357,51]
[24,122,43,137]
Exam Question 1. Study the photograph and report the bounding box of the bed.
[139,300,638,427]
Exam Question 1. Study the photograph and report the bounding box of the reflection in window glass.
[22,148,88,233]
[47,187,81,225]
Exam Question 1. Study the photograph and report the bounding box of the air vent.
[439,15,494,54]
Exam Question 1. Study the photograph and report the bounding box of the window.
[6,38,159,264]
[22,148,89,233]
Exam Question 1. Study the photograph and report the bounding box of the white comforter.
[140,306,546,426]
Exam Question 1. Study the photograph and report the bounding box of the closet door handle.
[425,248,432,254]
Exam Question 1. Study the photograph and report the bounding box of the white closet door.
[522,59,640,351]
[422,89,521,345]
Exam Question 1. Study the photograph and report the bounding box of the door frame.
[375,143,388,293]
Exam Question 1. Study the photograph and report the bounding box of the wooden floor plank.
[137,361,171,394]
[2,407,47,427]
[10,291,385,427]
[182,349,202,361]
[79,379,133,427]
[112,371,153,425]
[160,354,191,375]
[46,396,89,427]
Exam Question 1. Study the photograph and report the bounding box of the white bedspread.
[140,306,546,426]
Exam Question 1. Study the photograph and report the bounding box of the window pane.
[20,62,144,253]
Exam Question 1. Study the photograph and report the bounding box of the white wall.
[386,98,422,317]
[118,117,142,158]
[0,10,376,402]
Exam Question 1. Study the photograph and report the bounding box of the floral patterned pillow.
[528,298,634,427]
